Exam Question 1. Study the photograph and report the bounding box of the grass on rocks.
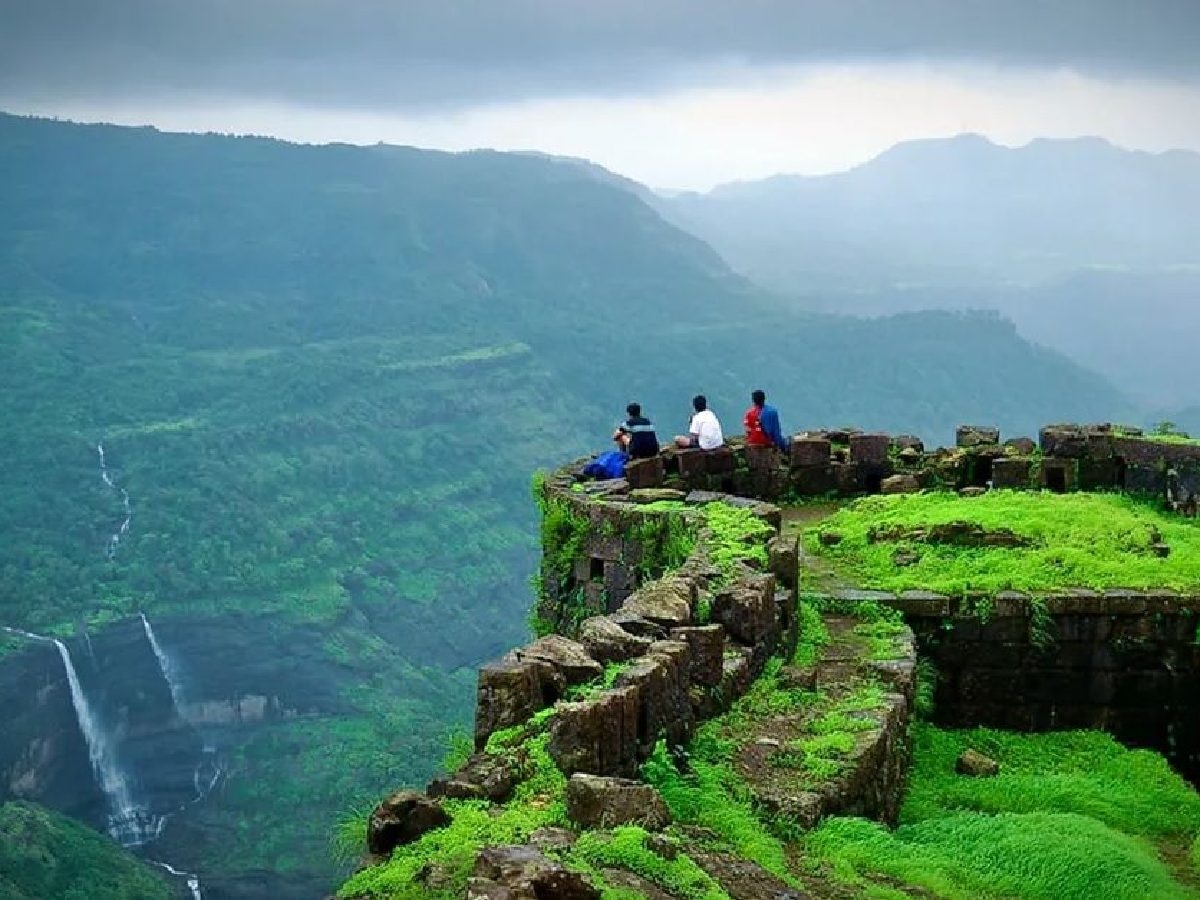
[806,490,1200,594]
[807,724,1200,900]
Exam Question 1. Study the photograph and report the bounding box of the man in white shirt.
[674,394,725,450]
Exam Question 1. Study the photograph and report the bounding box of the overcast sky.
[3,1,1199,190]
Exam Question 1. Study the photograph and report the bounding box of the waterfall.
[151,860,203,900]
[51,637,162,845]
[97,442,132,558]
[140,614,187,716]
[140,613,224,802]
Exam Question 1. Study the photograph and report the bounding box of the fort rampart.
[352,421,1200,895]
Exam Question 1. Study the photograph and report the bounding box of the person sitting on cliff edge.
[613,402,660,459]
[674,394,725,450]
[744,389,788,453]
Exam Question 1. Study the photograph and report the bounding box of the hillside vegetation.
[0,802,173,900]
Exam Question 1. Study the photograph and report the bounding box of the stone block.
[956,425,1000,448]
[1039,424,1087,457]
[717,648,754,708]
[508,635,603,687]
[676,449,708,479]
[1101,590,1147,615]
[894,590,951,617]
[621,575,694,627]
[469,845,599,900]
[606,610,668,640]
[892,434,924,453]
[880,474,920,494]
[475,658,558,749]
[992,591,1030,617]
[790,437,831,467]
[427,751,524,804]
[712,574,778,646]
[745,445,780,472]
[850,433,890,465]
[625,456,665,490]
[991,457,1032,489]
[566,775,672,830]
[614,640,694,753]
[549,685,640,776]
[767,533,799,589]
[832,461,859,495]
[669,624,725,686]
[1041,590,1102,615]
[789,464,836,496]
[578,616,653,665]
[629,487,684,504]
[368,791,451,856]
[602,561,637,608]
[955,750,999,777]
[706,445,737,475]
[1005,436,1037,454]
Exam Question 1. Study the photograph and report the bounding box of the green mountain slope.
[0,113,1132,896]
[0,801,173,900]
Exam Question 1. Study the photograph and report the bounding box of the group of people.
[613,391,787,458]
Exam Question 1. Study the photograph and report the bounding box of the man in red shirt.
[744,390,787,452]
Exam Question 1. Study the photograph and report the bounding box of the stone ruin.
[351,421,1200,897]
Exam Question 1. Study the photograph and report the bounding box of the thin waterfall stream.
[141,613,224,802]
[97,442,132,558]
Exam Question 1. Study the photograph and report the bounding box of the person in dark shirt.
[613,403,660,459]
[744,390,788,452]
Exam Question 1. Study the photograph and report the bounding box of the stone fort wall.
[358,421,1200,883]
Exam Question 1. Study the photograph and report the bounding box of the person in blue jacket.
[744,390,788,452]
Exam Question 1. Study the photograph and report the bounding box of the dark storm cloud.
[2,0,1198,110]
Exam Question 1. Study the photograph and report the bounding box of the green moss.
[565,661,635,701]
[792,598,829,667]
[808,724,1200,899]
[641,742,795,882]
[809,813,1192,900]
[532,473,590,605]
[807,491,1200,594]
[1191,834,1200,874]
[628,511,699,581]
[572,827,730,899]
[702,503,774,581]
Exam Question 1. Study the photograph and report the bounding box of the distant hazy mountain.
[657,134,1200,406]
[662,134,1200,290]
[0,114,1129,897]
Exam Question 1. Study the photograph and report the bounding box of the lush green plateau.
[806,491,1200,595]
[0,112,1146,895]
